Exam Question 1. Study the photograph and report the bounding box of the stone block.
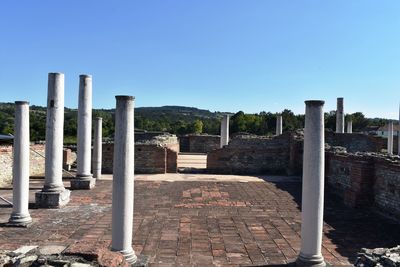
[35,189,70,208]
[70,177,96,190]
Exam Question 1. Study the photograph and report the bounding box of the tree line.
[0,103,388,143]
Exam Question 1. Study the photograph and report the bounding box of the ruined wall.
[207,132,300,175]
[135,144,166,174]
[179,136,190,152]
[0,144,46,186]
[135,131,170,143]
[373,158,400,219]
[325,132,392,153]
[189,135,220,153]
[102,143,114,173]
[102,133,179,174]
[166,148,178,173]
[179,134,220,153]
[326,152,375,208]
[326,151,400,219]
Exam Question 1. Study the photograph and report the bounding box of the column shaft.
[36,73,70,208]
[220,115,229,148]
[347,120,353,134]
[336,97,344,133]
[276,115,283,135]
[9,101,32,226]
[71,74,95,189]
[111,96,137,264]
[388,121,393,155]
[297,100,326,267]
[93,117,102,179]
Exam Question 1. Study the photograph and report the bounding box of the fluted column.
[220,114,229,148]
[296,100,326,267]
[71,74,95,189]
[92,117,102,179]
[36,73,70,208]
[111,96,137,264]
[9,101,32,226]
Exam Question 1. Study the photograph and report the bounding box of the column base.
[133,255,150,267]
[118,248,137,265]
[70,176,96,190]
[7,213,32,227]
[296,253,326,267]
[35,189,71,209]
[93,170,102,180]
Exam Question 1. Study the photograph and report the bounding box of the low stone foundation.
[207,132,303,175]
[0,144,46,186]
[179,134,220,153]
[326,149,400,220]
[102,133,179,174]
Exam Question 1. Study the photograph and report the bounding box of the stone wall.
[102,143,114,173]
[135,131,170,143]
[179,134,220,153]
[326,150,400,219]
[373,158,400,219]
[102,133,179,174]
[0,144,46,186]
[325,132,394,153]
[135,144,166,174]
[207,132,302,175]
[166,147,178,173]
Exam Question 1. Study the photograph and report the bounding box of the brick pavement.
[0,175,399,266]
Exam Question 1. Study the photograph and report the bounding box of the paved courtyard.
[0,173,399,266]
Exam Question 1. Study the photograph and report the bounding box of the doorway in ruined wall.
[177,152,207,173]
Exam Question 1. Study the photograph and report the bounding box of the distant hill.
[0,103,229,141]
[136,105,227,120]
[0,102,388,143]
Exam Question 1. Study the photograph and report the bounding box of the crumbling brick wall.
[179,134,220,153]
[207,133,296,175]
[325,132,390,153]
[326,151,400,219]
[188,135,220,153]
[135,144,166,173]
[0,144,46,186]
[326,152,375,208]
[166,148,178,173]
[102,142,178,174]
[373,159,400,219]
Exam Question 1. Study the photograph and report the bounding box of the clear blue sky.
[1,1,399,119]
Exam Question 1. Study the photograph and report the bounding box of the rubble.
[0,244,129,267]
[356,246,400,267]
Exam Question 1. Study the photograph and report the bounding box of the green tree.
[192,120,203,134]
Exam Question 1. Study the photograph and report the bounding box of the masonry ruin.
[0,73,399,266]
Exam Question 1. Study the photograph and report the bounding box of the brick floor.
[0,175,399,266]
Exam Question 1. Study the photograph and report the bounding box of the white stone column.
[276,114,283,135]
[296,100,326,267]
[220,114,229,148]
[347,120,353,134]
[398,128,400,156]
[9,101,32,226]
[36,73,70,208]
[398,104,400,155]
[92,117,102,179]
[71,74,95,189]
[111,96,137,264]
[388,121,394,155]
[336,97,344,133]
